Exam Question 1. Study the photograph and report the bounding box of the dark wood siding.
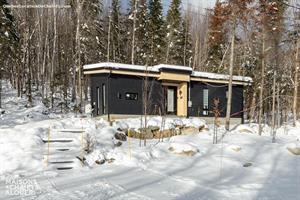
[90,74,244,119]
[107,74,164,115]
[188,81,243,118]
[231,85,244,118]
[90,74,108,116]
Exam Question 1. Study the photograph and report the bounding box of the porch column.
[177,82,188,117]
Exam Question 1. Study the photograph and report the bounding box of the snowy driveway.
[0,140,299,200]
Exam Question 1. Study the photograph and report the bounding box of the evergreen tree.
[135,0,148,65]
[147,0,165,65]
[126,0,149,65]
[0,0,19,67]
[258,0,287,134]
[108,0,124,62]
[124,0,137,64]
[165,0,182,65]
[0,0,19,108]
[81,0,105,64]
[180,12,193,66]
[206,0,229,72]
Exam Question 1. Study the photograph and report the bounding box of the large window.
[167,88,175,113]
[102,84,106,114]
[97,87,100,115]
[203,89,209,116]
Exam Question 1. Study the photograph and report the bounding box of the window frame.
[102,84,106,114]
[203,89,209,116]
[125,92,138,101]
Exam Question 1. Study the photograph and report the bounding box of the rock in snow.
[287,143,300,155]
[228,145,242,152]
[168,143,199,156]
[243,162,253,167]
[114,132,127,141]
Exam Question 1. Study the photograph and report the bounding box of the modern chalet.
[83,62,252,123]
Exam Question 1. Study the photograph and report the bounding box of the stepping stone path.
[42,129,86,171]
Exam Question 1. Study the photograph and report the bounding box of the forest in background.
[1,0,300,132]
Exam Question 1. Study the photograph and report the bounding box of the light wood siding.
[177,82,188,116]
[159,72,190,82]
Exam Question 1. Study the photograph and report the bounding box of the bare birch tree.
[75,0,82,112]
[225,17,235,131]
[131,0,138,64]
[258,30,266,136]
[293,38,299,126]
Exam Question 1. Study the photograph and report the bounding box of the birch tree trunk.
[271,70,276,142]
[293,38,299,126]
[143,65,149,147]
[276,83,280,128]
[71,6,76,103]
[75,0,82,111]
[36,8,42,91]
[0,67,2,109]
[42,14,50,99]
[249,90,257,122]
[107,12,111,62]
[258,32,265,135]
[225,21,236,131]
[131,0,138,64]
[192,35,199,70]
[25,0,32,107]
[51,0,57,109]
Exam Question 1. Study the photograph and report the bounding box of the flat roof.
[152,64,193,72]
[192,71,252,82]
[83,62,153,72]
[83,62,252,83]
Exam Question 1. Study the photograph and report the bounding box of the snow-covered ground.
[0,81,299,200]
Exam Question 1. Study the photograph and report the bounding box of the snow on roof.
[192,71,252,82]
[83,62,158,72]
[152,64,193,72]
[83,62,252,82]
[84,63,194,73]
